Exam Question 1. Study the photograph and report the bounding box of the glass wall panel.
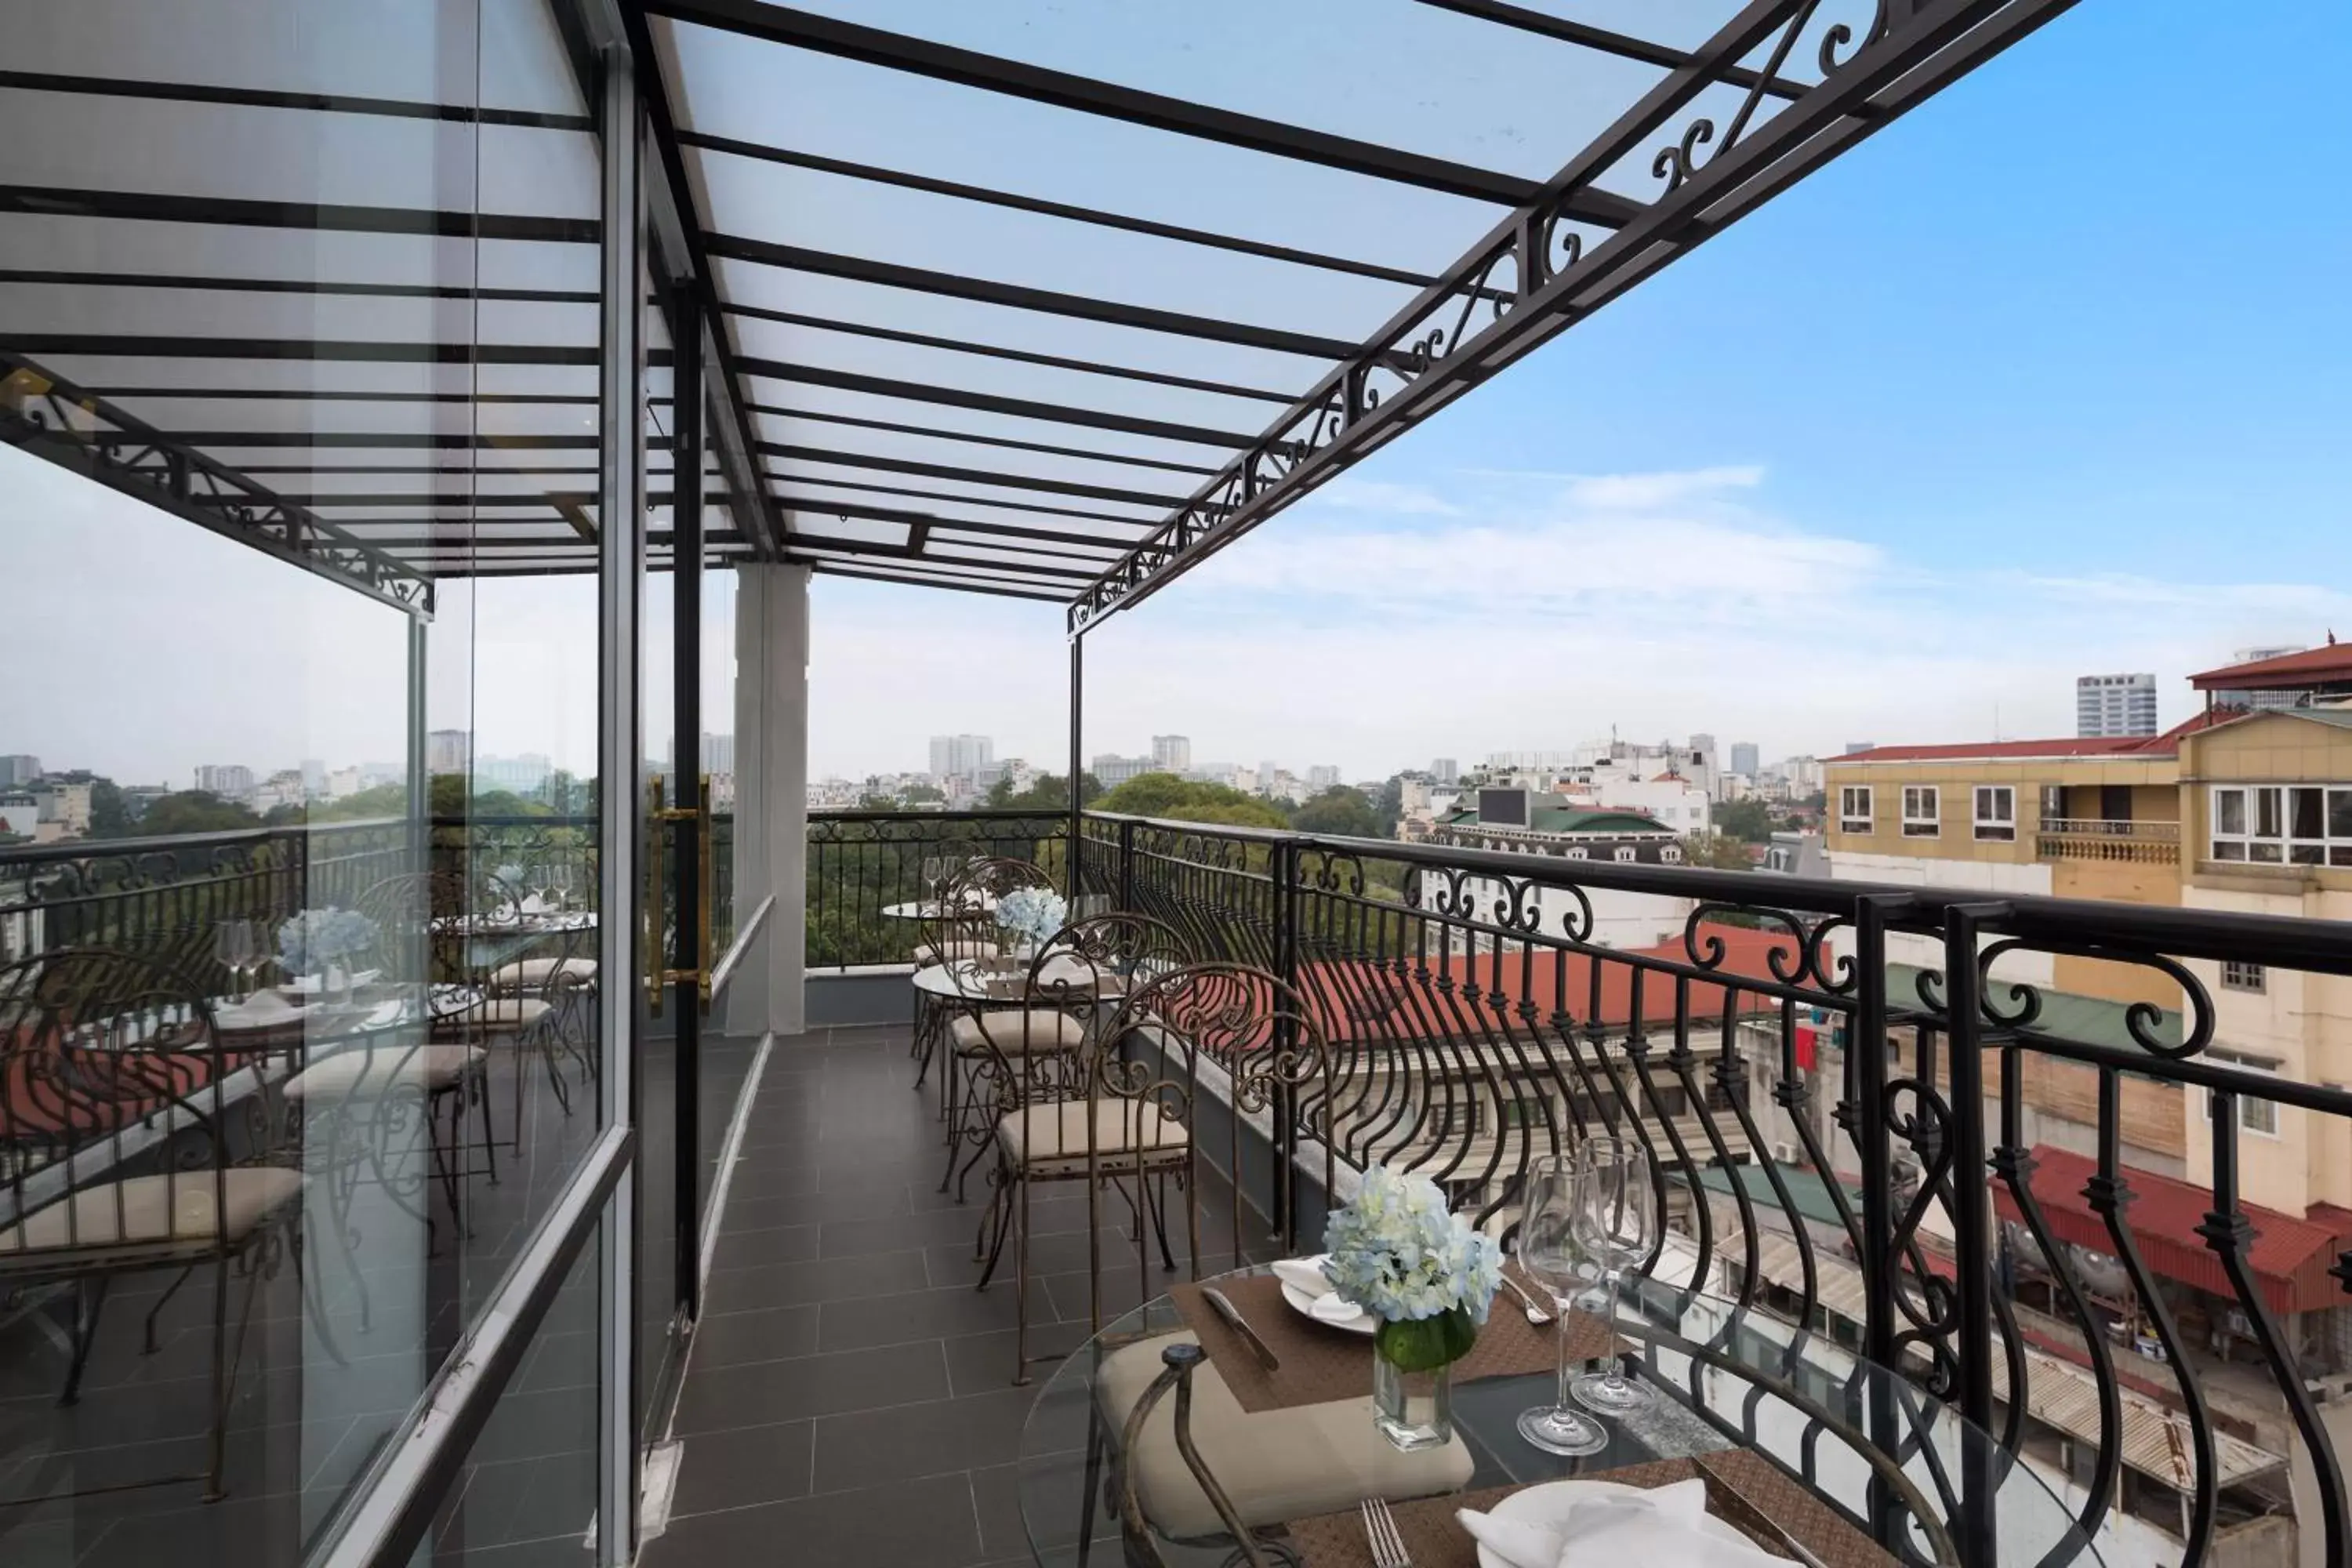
[0,3,612,1564]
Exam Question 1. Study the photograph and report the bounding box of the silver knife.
[1500,1269,1555,1324]
[1203,1286,1281,1370]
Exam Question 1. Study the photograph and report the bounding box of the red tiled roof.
[1838,709,2234,765]
[1298,922,1798,1044]
[2189,642,2352,691]
[1991,1145,2350,1316]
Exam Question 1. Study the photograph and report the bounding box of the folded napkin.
[1270,1255,1371,1326]
[216,990,302,1029]
[1460,1479,1782,1567]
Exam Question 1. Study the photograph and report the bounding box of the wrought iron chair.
[909,855,1054,1094]
[975,960,1328,1386]
[0,947,303,1503]
[943,911,1191,1202]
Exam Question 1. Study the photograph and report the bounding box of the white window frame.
[1659,844,1684,865]
[1973,785,2016,842]
[1613,845,1638,863]
[2209,783,2352,866]
[1838,785,1873,833]
[1901,785,1940,838]
[2203,1051,2283,1139]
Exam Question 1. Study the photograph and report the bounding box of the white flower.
[1321,1165,1501,1325]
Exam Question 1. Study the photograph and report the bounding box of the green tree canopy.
[136,790,263,837]
[1680,831,1759,870]
[987,771,1105,811]
[1714,797,1775,844]
[1094,772,1288,829]
[1290,785,1381,838]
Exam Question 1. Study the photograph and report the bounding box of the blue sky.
[807,1,2351,779]
[7,4,2343,786]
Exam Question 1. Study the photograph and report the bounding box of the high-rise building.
[1843,742,1876,757]
[1151,735,1191,773]
[1307,764,1341,793]
[1431,757,1459,784]
[0,755,42,787]
[426,729,471,775]
[195,763,255,798]
[299,757,325,796]
[2075,672,2158,738]
[1730,742,1760,779]
[927,734,993,782]
[701,731,735,774]
[1091,753,1152,787]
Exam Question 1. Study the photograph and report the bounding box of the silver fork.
[1360,1497,1414,1568]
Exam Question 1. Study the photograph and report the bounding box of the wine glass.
[1513,1155,1610,1456]
[920,855,944,906]
[1570,1135,1658,1416]
[212,920,247,1000]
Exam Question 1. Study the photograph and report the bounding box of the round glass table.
[1018,1264,2100,1568]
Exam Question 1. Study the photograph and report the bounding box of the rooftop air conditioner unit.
[1769,1141,1801,1166]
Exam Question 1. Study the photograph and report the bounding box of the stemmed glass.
[1570,1134,1658,1416]
[920,856,945,906]
[212,919,256,999]
[1513,1154,1610,1456]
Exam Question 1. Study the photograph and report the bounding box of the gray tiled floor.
[647,1022,1279,1568]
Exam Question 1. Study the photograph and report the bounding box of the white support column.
[728,562,810,1037]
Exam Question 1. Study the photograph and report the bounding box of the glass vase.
[1372,1350,1454,1451]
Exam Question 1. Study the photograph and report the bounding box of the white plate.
[1276,1265,1377,1336]
[1472,1479,1755,1568]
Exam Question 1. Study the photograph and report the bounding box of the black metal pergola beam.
[731,354,1260,450]
[644,0,1642,223]
[741,402,1220,477]
[1,352,433,615]
[0,67,597,132]
[754,441,1192,511]
[721,300,1300,405]
[706,231,1359,361]
[673,129,1510,299]
[1414,0,1813,98]
[765,492,1142,553]
[768,474,1159,530]
[1069,0,2082,630]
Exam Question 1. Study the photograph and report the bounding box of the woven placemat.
[1283,1451,1894,1568]
[1167,1271,1615,1415]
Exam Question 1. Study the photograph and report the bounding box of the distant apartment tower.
[195,763,255,798]
[1843,742,1875,757]
[1092,753,1152,788]
[1151,735,1191,774]
[701,731,735,774]
[2075,672,2158,738]
[927,734,993,782]
[1306,764,1341,793]
[1430,757,1459,783]
[0,755,41,787]
[1729,742,1760,779]
[426,729,471,775]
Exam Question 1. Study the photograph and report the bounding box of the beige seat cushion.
[998,1098,1187,1174]
[950,1009,1086,1056]
[0,1167,305,1254]
[453,997,551,1031]
[1095,1330,1472,1540]
[489,956,597,992]
[284,1045,485,1100]
[912,938,995,964]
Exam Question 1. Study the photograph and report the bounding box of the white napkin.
[1460,1479,1781,1568]
[216,990,301,1029]
[1270,1256,1370,1326]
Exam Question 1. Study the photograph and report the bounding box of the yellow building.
[1823,644,2352,1221]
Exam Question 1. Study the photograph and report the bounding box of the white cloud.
[1308,478,1462,517]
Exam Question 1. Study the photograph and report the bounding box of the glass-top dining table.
[1017,1262,2097,1568]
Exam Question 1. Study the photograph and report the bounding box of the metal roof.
[1,0,2082,621]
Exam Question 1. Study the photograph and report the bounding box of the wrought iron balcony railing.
[1053,809,2349,1568]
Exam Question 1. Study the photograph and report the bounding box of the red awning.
[1993,1146,2350,1316]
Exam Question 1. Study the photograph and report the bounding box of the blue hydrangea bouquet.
[993,887,1067,951]
[277,907,379,979]
[1323,1165,1501,1447]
